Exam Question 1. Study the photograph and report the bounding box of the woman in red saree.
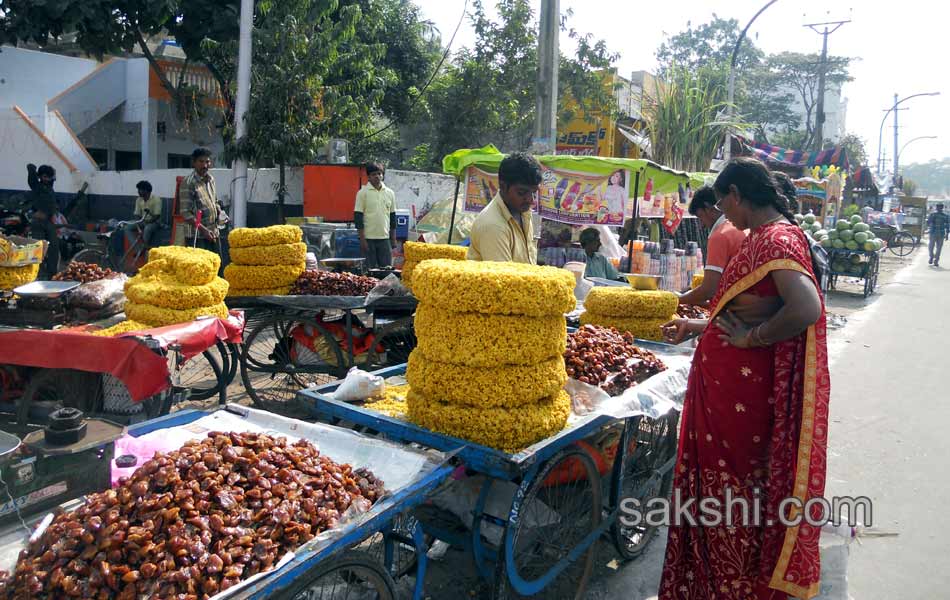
[659,158,830,600]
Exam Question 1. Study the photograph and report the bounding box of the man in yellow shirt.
[354,162,397,268]
[468,152,541,264]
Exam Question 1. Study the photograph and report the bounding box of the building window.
[87,148,108,170]
[115,151,142,172]
[167,154,192,169]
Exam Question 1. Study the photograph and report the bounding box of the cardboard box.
[0,235,48,267]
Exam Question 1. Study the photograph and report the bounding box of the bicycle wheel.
[365,315,416,369]
[71,248,110,269]
[611,414,677,560]
[175,348,226,405]
[355,512,432,579]
[889,231,918,257]
[494,446,602,600]
[276,551,398,600]
[240,312,345,413]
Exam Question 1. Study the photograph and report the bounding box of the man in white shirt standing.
[354,162,397,268]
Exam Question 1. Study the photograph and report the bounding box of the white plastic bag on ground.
[328,367,384,402]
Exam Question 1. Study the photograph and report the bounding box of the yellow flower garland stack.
[225,225,306,296]
[124,246,229,327]
[406,260,575,452]
[400,241,468,291]
[579,288,678,341]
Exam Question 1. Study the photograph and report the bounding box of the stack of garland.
[124,246,229,326]
[226,225,307,297]
[406,260,575,452]
[400,241,468,291]
[580,288,679,341]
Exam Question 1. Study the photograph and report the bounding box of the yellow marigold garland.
[406,351,566,408]
[125,274,229,309]
[583,288,679,318]
[407,389,571,453]
[412,259,575,317]
[146,246,220,286]
[691,273,704,290]
[223,263,305,289]
[414,304,566,367]
[400,259,418,291]
[125,301,229,328]
[228,225,303,249]
[364,384,410,418]
[226,286,292,298]
[229,242,307,266]
[0,263,39,290]
[90,320,152,337]
[579,312,675,342]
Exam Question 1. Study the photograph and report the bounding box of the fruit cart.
[0,406,454,600]
[300,339,691,599]
[825,247,881,298]
[0,313,244,434]
[226,295,417,413]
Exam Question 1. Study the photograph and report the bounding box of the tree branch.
[134,29,180,104]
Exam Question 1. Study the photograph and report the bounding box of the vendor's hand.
[360,238,369,254]
[715,311,755,348]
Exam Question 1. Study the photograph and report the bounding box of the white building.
[0,44,225,181]
[772,82,849,144]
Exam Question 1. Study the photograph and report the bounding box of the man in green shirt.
[354,162,397,268]
[115,180,163,256]
[580,227,623,281]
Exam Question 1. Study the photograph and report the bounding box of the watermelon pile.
[794,213,884,253]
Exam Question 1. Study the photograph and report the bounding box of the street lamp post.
[723,0,779,164]
[876,92,940,176]
[897,136,938,166]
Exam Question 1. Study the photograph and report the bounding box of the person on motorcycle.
[27,164,61,277]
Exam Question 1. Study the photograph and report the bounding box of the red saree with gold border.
[659,221,831,600]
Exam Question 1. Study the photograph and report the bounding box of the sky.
[415,0,950,168]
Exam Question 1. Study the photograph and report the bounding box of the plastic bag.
[69,274,128,309]
[329,367,385,402]
[366,273,410,302]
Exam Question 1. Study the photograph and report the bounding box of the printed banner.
[464,165,630,226]
[637,180,692,220]
[463,165,499,213]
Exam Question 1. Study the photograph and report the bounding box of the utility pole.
[892,93,900,178]
[804,13,850,151]
[231,0,253,228]
[531,0,559,154]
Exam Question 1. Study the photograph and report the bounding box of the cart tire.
[16,369,100,429]
[889,231,918,257]
[276,551,398,600]
[176,347,226,403]
[365,316,416,369]
[611,414,678,561]
[224,342,240,386]
[494,446,602,600]
[240,312,345,413]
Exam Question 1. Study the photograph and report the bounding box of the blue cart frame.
[121,409,452,600]
[300,346,683,599]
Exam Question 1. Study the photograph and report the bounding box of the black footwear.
[929,257,934,264]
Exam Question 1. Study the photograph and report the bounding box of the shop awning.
[739,137,851,171]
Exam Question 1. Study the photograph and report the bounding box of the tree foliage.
[413,0,619,171]
[837,133,868,168]
[902,159,950,196]
[655,15,763,77]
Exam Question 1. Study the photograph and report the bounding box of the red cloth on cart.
[0,311,245,402]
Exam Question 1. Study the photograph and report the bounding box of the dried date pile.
[676,304,710,320]
[565,324,667,395]
[290,270,378,296]
[52,262,116,284]
[0,431,385,600]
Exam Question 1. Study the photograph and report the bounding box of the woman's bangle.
[752,324,768,347]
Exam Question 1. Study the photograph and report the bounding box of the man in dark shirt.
[27,164,60,277]
[927,203,949,267]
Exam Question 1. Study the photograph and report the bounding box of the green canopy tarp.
[442,145,696,195]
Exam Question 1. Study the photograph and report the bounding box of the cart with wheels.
[300,339,691,599]
[0,406,453,600]
[227,295,416,413]
[825,247,881,298]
